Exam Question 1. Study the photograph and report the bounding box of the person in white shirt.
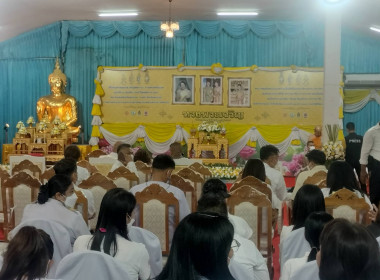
[22,174,90,245]
[197,193,270,280]
[64,144,90,184]
[0,226,54,280]
[54,157,96,219]
[280,185,325,267]
[201,178,253,239]
[74,188,151,280]
[280,212,332,280]
[291,150,327,200]
[110,143,139,178]
[260,145,288,230]
[360,122,380,206]
[322,161,372,208]
[130,154,191,244]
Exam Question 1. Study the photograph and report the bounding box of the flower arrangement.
[282,153,305,176]
[197,121,223,133]
[208,165,242,180]
[18,126,27,135]
[26,116,35,126]
[37,122,48,132]
[52,116,61,126]
[16,121,25,129]
[51,126,61,136]
[58,122,67,130]
[322,141,345,161]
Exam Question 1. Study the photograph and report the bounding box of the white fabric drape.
[99,125,189,154]
[344,89,380,112]
[229,127,311,158]
[98,125,310,158]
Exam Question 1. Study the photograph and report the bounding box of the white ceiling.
[0,0,379,42]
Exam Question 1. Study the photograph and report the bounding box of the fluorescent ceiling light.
[370,27,380,33]
[324,0,343,2]
[98,12,138,17]
[217,12,258,16]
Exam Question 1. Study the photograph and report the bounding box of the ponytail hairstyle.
[0,226,54,280]
[37,174,72,204]
[90,188,136,256]
[304,212,333,262]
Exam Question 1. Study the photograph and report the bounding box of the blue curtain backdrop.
[0,20,379,151]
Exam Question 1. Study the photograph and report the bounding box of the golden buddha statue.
[37,58,80,137]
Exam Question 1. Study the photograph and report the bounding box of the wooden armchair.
[325,188,370,224]
[77,160,99,175]
[170,174,197,212]
[189,162,212,180]
[135,160,152,183]
[227,185,272,272]
[74,190,89,225]
[78,173,117,230]
[230,176,272,201]
[86,149,106,160]
[12,159,42,180]
[88,157,117,176]
[107,166,140,190]
[176,167,204,200]
[135,184,179,255]
[41,167,55,184]
[2,172,41,239]
[303,170,327,189]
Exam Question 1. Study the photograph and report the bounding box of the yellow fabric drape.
[101,123,315,145]
[94,79,105,97]
[91,104,102,116]
[91,125,101,137]
[102,123,140,136]
[343,89,372,104]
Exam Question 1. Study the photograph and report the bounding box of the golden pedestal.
[187,132,229,164]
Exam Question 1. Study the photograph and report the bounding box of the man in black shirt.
[345,122,366,192]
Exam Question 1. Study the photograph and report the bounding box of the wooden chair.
[107,166,140,190]
[77,160,98,175]
[74,190,88,225]
[78,173,117,230]
[325,188,370,224]
[86,149,106,160]
[303,170,327,189]
[2,172,41,239]
[189,162,212,180]
[135,184,179,255]
[0,168,10,237]
[170,174,197,212]
[135,160,152,183]
[88,157,117,176]
[12,159,42,180]
[227,185,272,272]
[41,167,55,184]
[230,176,272,201]
[176,167,204,200]
[9,155,46,175]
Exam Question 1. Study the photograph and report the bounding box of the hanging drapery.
[343,89,380,112]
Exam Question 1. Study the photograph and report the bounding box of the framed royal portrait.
[200,76,223,105]
[228,78,251,107]
[173,76,195,104]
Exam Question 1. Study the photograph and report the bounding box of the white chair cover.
[129,225,163,278]
[377,236,380,248]
[280,227,311,269]
[9,219,72,278]
[289,260,320,280]
[55,250,132,280]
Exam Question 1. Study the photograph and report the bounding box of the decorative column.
[322,6,344,143]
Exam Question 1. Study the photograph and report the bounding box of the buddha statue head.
[48,58,67,96]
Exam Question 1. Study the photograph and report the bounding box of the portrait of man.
[228,78,251,107]
[173,76,195,104]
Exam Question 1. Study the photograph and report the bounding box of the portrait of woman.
[173,76,194,104]
[228,78,251,107]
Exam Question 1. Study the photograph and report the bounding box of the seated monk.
[36,58,79,136]
[308,125,322,150]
